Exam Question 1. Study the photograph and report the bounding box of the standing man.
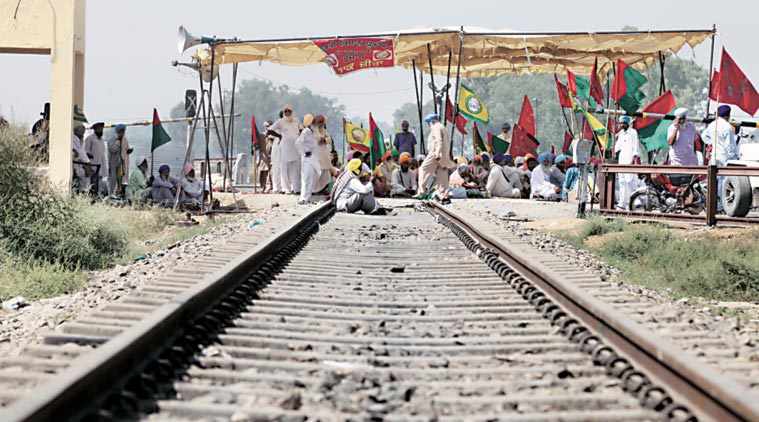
[702,105,738,212]
[295,113,321,204]
[667,108,698,166]
[416,114,455,201]
[267,104,302,194]
[258,120,273,191]
[614,116,640,210]
[108,124,132,197]
[497,122,512,152]
[84,122,107,196]
[393,120,417,156]
[313,114,334,193]
[269,115,283,193]
[71,123,90,193]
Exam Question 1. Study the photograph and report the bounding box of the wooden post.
[705,24,717,117]
[706,164,718,226]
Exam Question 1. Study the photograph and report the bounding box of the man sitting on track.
[331,158,390,215]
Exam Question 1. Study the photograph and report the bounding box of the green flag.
[611,59,648,115]
[151,108,171,152]
[634,90,676,152]
[368,113,386,166]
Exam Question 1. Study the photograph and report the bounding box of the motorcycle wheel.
[629,189,664,212]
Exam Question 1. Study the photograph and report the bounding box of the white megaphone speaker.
[177,25,216,54]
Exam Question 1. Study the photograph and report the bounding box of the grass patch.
[0,128,231,302]
[569,217,759,302]
[557,216,628,248]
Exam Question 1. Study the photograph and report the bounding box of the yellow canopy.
[194,26,713,78]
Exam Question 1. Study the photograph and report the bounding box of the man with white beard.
[267,104,302,194]
[295,113,321,204]
[614,115,640,209]
[530,152,560,200]
[313,115,335,193]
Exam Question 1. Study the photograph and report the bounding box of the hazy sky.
[2,0,757,128]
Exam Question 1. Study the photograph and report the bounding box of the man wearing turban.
[126,155,152,203]
[267,104,302,194]
[152,163,179,206]
[702,105,739,211]
[294,113,321,204]
[390,153,417,197]
[614,115,641,209]
[667,108,698,166]
[108,124,132,197]
[486,153,521,198]
[416,114,455,201]
[530,152,560,200]
[331,158,382,214]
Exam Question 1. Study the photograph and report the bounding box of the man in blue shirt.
[393,120,417,156]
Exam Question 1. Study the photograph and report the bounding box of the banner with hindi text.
[314,37,395,75]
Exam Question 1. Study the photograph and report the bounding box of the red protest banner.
[314,38,394,75]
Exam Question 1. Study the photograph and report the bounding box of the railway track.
[1,202,758,421]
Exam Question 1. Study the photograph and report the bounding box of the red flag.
[582,118,594,140]
[709,70,720,101]
[510,124,539,157]
[554,74,572,108]
[566,68,578,96]
[251,115,259,146]
[562,131,573,154]
[517,96,535,136]
[610,59,627,102]
[718,48,759,115]
[634,90,676,130]
[550,145,555,154]
[589,57,605,106]
[445,97,468,135]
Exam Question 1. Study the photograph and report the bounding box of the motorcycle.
[628,173,707,215]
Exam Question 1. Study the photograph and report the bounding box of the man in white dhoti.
[295,113,321,205]
[267,104,302,194]
[415,114,455,201]
[530,153,560,200]
[702,105,739,212]
[614,116,640,209]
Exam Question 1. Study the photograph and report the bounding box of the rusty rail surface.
[598,163,759,226]
[428,201,759,422]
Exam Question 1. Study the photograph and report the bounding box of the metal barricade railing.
[598,163,759,226]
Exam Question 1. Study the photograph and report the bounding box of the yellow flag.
[345,121,371,152]
[569,86,608,148]
[457,84,489,123]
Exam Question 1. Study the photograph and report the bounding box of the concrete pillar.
[48,0,86,194]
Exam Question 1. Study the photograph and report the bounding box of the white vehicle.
[723,129,759,217]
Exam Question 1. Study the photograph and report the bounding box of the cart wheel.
[722,176,752,217]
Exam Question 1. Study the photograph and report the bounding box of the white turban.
[135,155,148,167]
[674,108,688,118]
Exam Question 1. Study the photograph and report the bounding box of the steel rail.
[1,202,334,422]
[428,201,759,422]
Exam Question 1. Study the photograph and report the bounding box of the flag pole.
[705,24,717,117]
[443,50,452,129]
[427,43,437,115]
[451,27,464,157]
[413,59,426,155]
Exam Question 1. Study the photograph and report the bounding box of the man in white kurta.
[530,153,559,200]
[487,153,521,198]
[72,124,90,193]
[702,105,739,212]
[267,104,302,194]
[180,164,205,206]
[416,114,455,199]
[295,113,321,204]
[614,116,640,209]
[84,122,107,196]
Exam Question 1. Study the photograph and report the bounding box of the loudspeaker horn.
[177,25,216,54]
